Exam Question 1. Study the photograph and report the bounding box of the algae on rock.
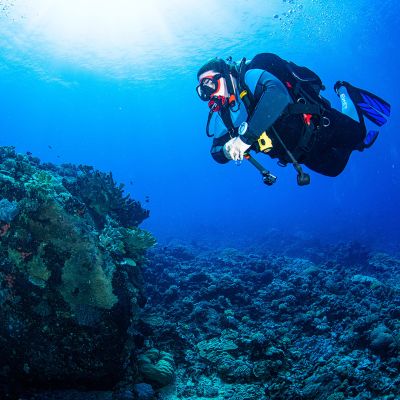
[60,242,118,309]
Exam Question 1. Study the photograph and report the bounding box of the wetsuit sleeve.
[208,112,237,164]
[210,131,232,164]
[240,70,292,145]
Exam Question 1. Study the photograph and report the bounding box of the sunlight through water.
[0,0,285,79]
[0,0,378,81]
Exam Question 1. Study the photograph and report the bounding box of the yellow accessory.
[258,131,273,153]
[239,90,248,99]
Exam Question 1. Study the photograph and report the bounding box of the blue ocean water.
[0,0,399,249]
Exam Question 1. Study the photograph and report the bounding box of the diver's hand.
[223,137,251,161]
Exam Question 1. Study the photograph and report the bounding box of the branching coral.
[99,217,126,256]
[98,216,156,264]
[64,165,149,229]
[24,170,70,204]
[123,227,157,262]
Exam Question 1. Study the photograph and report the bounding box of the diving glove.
[223,136,251,161]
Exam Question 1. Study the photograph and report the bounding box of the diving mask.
[196,74,222,101]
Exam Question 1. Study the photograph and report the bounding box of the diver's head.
[196,58,230,111]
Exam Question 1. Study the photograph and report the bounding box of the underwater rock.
[197,337,239,363]
[369,324,396,356]
[138,349,175,387]
[133,383,155,400]
[351,273,382,288]
[0,146,154,396]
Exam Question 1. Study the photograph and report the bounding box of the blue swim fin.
[334,81,391,127]
[363,130,379,149]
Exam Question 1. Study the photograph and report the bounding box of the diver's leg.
[305,147,353,177]
[323,108,366,150]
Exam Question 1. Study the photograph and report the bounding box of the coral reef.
[141,242,400,399]
[2,145,399,400]
[63,164,149,229]
[0,146,154,398]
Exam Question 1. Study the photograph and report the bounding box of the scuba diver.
[196,53,391,185]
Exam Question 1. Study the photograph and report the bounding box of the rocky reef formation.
[142,242,400,399]
[2,145,399,400]
[0,146,155,398]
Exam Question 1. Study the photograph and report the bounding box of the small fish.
[48,145,53,149]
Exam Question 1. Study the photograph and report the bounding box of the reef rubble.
[141,242,400,400]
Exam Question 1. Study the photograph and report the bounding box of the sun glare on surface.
[0,0,281,78]
[7,0,192,59]
[0,0,226,75]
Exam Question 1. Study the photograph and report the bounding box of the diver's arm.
[210,131,233,163]
[240,72,291,145]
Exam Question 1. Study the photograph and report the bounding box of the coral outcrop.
[0,146,155,397]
